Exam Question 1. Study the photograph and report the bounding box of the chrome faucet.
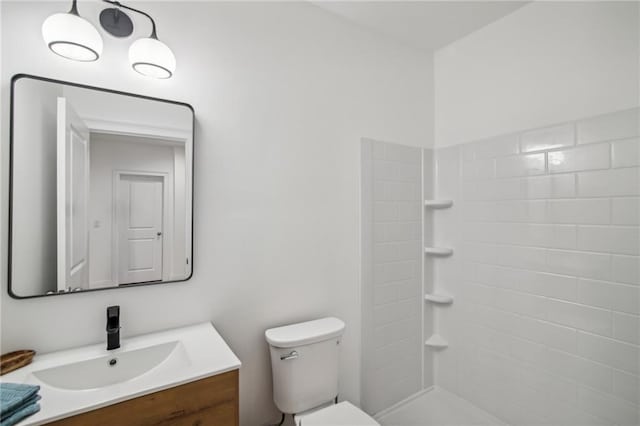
[106,305,121,350]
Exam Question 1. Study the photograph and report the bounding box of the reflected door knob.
[157,232,162,237]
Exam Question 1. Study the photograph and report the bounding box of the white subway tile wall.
[434,108,640,426]
[422,148,436,389]
[361,139,423,415]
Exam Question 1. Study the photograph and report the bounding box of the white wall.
[0,2,433,425]
[435,1,640,147]
[11,78,62,296]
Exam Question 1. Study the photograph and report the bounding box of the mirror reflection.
[10,76,193,297]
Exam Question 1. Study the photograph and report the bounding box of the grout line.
[448,240,638,259]
[464,322,640,384]
[373,386,435,420]
[462,298,640,349]
[420,147,426,391]
[466,260,639,288]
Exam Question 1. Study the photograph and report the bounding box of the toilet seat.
[294,401,380,426]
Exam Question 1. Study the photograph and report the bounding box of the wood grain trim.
[48,369,239,426]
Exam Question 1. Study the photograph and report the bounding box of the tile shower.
[361,107,640,425]
[361,140,423,414]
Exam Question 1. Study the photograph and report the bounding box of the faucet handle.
[106,305,120,331]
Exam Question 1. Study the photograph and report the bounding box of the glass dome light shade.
[129,37,176,79]
[42,12,103,62]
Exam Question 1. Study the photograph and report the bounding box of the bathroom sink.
[0,322,241,425]
[32,341,182,391]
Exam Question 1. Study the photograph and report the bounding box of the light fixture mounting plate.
[99,8,134,38]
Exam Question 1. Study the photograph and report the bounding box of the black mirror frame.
[7,73,195,299]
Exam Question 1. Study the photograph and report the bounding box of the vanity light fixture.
[101,0,176,79]
[42,0,103,62]
[128,36,176,79]
[42,0,176,79]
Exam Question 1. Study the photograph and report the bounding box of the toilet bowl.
[265,317,379,425]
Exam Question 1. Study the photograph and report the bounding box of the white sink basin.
[0,322,241,425]
[32,341,182,391]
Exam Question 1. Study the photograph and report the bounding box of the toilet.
[265,317,379,426]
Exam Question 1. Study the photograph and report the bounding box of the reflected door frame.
[111,170,173,285]
[57,97,91,292]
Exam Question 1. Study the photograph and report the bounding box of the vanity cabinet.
[48,369,239,426]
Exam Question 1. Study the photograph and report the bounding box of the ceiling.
[312,1,529,51]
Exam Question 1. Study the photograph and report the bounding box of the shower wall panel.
[433,108,640,426]
[361,139,424,415]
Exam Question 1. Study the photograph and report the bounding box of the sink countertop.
[0,322,241,425]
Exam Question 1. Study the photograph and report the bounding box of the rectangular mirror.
[9,75,194,298]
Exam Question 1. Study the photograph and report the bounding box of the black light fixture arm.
[68,0,79,16]
[102,0,158,39]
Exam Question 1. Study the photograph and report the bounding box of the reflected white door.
[57,97,90,291]
[117,175,164,284]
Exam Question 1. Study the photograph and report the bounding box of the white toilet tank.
[265,317,345,415]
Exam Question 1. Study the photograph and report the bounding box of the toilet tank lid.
[265,317,345,348]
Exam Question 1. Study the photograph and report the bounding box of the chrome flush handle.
[280,350,299,361]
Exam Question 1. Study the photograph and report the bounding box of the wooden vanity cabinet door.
[48,369,239,426]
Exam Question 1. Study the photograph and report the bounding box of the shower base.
[376,386,506,426]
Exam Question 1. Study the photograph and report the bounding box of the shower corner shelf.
[424,199,453,209]
[424,247,454,256]
[424,293,454,305]
[425,335,448,349]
